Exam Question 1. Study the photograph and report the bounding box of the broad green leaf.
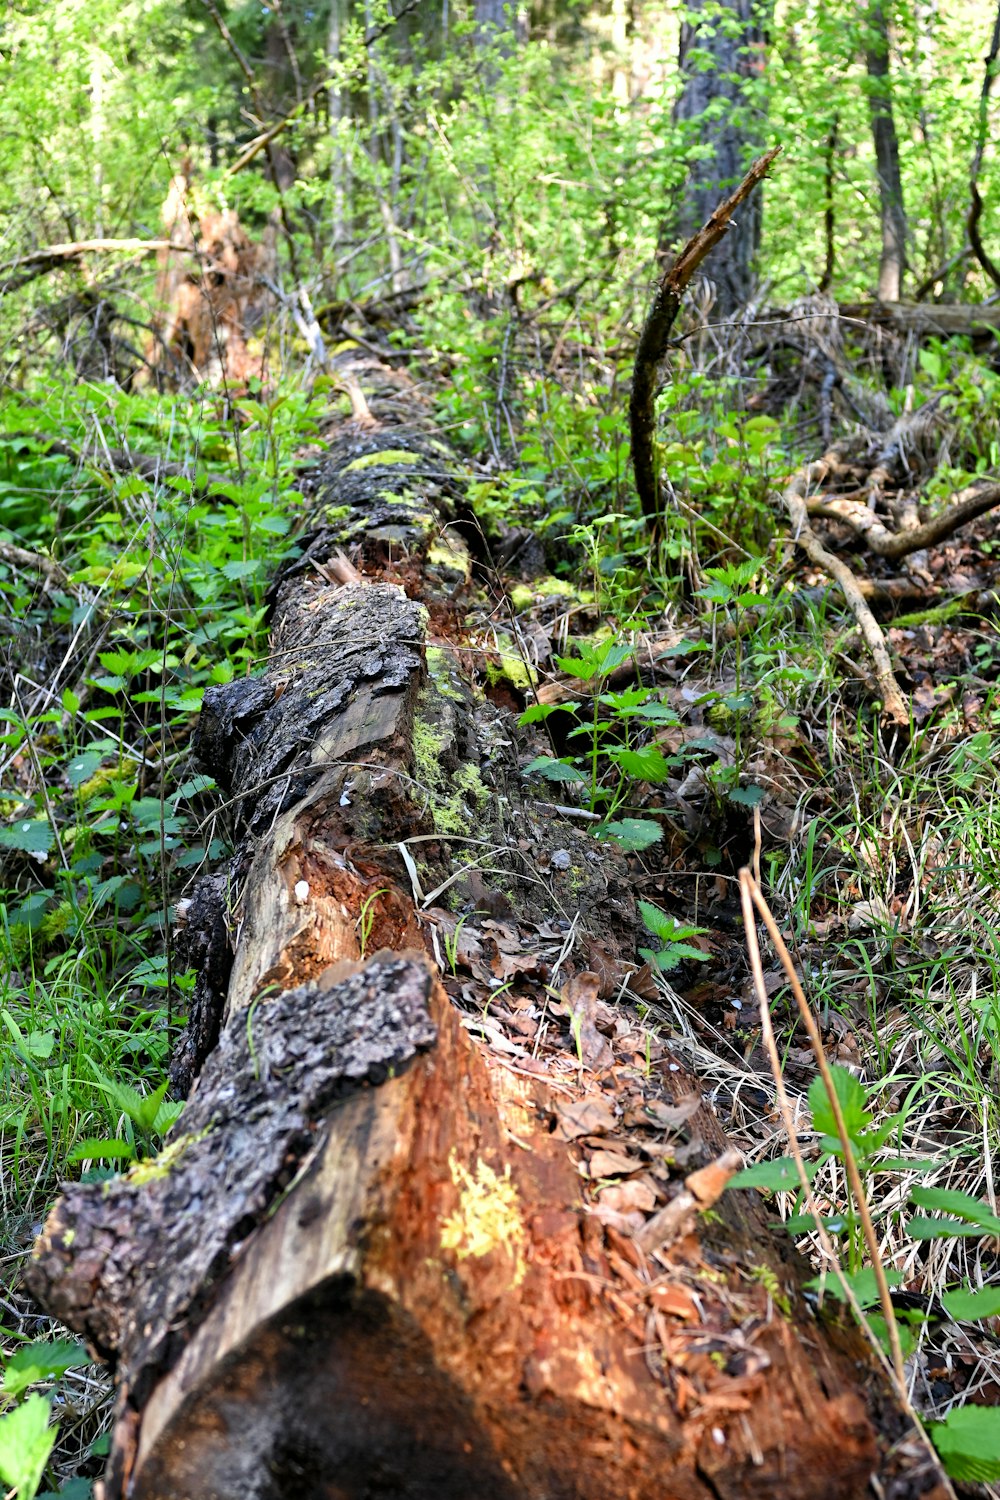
[930,1405,1000,1484]
[0,1393,57,1498]
[727,1156,815,1191]
[98,649,160,677]
[907,1218,990,1241]
[66,750,104,787]
[726,783,765,807]
[941,1287,1000,1321]
[517,701,579,725]
[596,818,662,851]
[808,1065,872,1148]
[785,1211,849,1234]
[553,653,600,681]
[639,943,710,971]
[619,702,679,724]
[591,641,633,674]
[610,746,673,783]
[600,687,653,710]
[68,1138,137,1165]
[910,1186,1000,1234]
[221,559,264,580]
[3,1341,90,1399]
[638,903,709,946]
[0,821,53,856]
[805,1267,902,1308]
[523,756,586,784]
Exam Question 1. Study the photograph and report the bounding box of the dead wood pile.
[142,173,278,388]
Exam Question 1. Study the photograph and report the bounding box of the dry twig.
[737,869,957,1498]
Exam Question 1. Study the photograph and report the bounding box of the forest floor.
[3,299,1000,1494]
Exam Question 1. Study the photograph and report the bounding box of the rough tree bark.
[27,357,948,1500]
[864,3,908,302]
[668,0,770,317]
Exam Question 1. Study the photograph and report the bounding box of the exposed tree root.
[808,477,1000,561]
[781,465,910,728]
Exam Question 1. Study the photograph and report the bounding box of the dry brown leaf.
[648,1285,696,1320]
[685,1149,743,1209]
[555,1096,617,1140]
[640,1096,701,1132]
[598,1180,657,1215]
[586,1149,646,1180]
[562,971,614,1069]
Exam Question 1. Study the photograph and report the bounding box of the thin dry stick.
[737,870,955,1497]
[741,870,904,1383]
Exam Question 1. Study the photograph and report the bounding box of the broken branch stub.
[630,146,782,527]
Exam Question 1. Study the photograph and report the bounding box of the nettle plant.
[729,1064,1000,1484]
[517,560,809,851]
[0,1339,95,1500]
[519,636,685,852]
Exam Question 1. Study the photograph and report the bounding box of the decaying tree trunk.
[27,357,948,1500]
[142,173,278,389]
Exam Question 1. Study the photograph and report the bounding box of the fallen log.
[839,299,1000,339]
[27,357,949,1500]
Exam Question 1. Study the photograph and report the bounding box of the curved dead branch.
[630,146,781,526]
[968,0,1000,291]
[808,477,1000,561]
[781,465,909,728]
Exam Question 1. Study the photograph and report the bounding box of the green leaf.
[727,1156,814,1191]
[808,1065,872,1148]
[805,1267,902,1309]
[98,648,161,677]
[554,653,600,681]
[67,1138,137,1165]
[639,942,710,971]
[638,902,709,946]
[220,559,264,580]
[523,756,586,784]
[941,1286,1000,1321]
[726,783,765,807]
[785,1211,849,1234]
[930,1405,1000,1484]
[0,821,54,856]
[909,1186,1000,1235]
[517,701,579,725]
[619,701,679,724]
[3,1341,90,1399]
[0,1393,58,1499]
[596,818,663,852]
[656,639,706,659]
[906,1217,989,1241]
[610,746,673,783]
[2,1013,54,1065]
[65,750,104,787]
[601,687,653,710]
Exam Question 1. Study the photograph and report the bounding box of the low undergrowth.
[3,329,1000,1491]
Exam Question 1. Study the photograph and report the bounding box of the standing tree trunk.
[865,2,908,301]
[668,0,770,317]
[328,0,350,249]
